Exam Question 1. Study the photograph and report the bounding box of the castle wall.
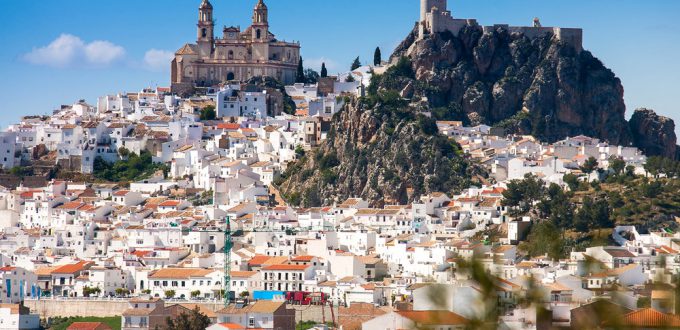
[418,0,583,51]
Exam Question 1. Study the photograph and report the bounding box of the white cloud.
[22,34,125,68]
[143,49,175,72]
[85,40,125,65]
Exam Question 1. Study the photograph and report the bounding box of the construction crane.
[181,216,233,307]
[183,221,338,307]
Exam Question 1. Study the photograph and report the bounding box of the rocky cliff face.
[277,97,484,207]
[396,25,678,158]
[630,108,678,159]
[278,24,678,207]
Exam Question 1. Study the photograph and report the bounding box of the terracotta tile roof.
[290,255,315,262]
[616,308,680,328]
[34,266,59,276]
[231,271,257,278]
[247,255,272,266]
[59,201,86,210]
[603,248,636,258]
[52,261,91,274]
[262,264,310,271]
[66,322,112,330]
[218,300,284,314]
[396,310,470,326]
[216,123,240,130]
[113,190,130,196]
[122,308,156,316]
[159,200,182,207]
[149,268,215,279]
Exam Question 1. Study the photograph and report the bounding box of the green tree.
[537,183,574,228]
[83,286,101,297]
[115,288,130,297]
[609,156,625,176]
[501,174,545,215]
[199,105,216,121]
[574,196,612,232]
[373,47,382,66]
[520,221,565,260]
[294,145,305,158]
[574,197,594,232]
[580,156,599,174]
[351,56,361,70]
[345,74,355,82]
[563,173,580,191]
[296,56,305,83]
[304,68,319,84]
[164,306,211,330]
[320,62,328,78]
[118,146,130,158]
[190,290,201,299]
[165,290,176,299]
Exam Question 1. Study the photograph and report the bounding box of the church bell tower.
[251,0,269,41]
[197,0,214,56]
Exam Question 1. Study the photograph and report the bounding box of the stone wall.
[420,0,583,52]
[24,299,331,323]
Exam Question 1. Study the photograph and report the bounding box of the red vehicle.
[285,291,329,305]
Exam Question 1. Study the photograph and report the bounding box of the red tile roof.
[616,308,680,328]
[52,261,91,274]
[291,255,315,262]
[216,123,240,130]
[396,310,469,326]
[66,322,112,330]
[159,200,181,207]
[262,264,310,271]
[247,255,272,266]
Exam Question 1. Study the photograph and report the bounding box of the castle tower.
[197,0,214,57]
[420,0,448,22]
[251,0,269,41]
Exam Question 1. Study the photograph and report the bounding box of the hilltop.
[391,23,678,159]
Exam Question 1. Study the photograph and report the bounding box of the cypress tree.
[373,47,382,66]
[351,57,361,70]
[296,56,305,83]
[321,62,328,77]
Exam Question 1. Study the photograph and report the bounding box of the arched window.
[201,28,207,38]
[227,72,235,81]
[228,50,234,60]
[256,29,261,39]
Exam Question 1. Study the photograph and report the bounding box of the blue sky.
[1,0,679,132]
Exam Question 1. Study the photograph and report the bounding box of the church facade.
[171,0,301,94]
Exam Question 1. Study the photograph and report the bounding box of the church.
[171,0,301,94]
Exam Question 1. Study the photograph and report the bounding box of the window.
[249,317,255,327]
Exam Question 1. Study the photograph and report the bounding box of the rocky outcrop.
[277,98,484,207]
[394,25,678,158]
[629,108,678,159]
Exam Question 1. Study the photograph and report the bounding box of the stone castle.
[419,0,583,52]
[171,0,301,94]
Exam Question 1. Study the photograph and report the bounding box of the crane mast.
[223,216,232,307]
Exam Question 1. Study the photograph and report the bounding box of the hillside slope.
[393,25,677,159]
